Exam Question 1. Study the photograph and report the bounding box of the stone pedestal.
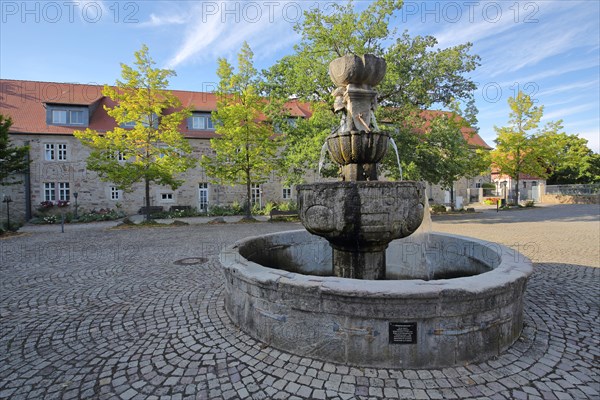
[298,181,425,279]
[332,245,386,279]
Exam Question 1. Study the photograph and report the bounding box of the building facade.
[1,79,491,222]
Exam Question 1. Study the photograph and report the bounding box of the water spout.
[389,138,403,181]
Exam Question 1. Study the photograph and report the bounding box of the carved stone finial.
[327,54,388,181]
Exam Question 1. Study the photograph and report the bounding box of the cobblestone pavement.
[1,204,598,399]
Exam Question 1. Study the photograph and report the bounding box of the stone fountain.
[297,54,424,280]
[220,54,532,368]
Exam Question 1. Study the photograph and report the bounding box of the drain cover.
[173,257,208,266]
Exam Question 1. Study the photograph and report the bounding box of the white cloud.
[138,13,188,28]
[542,104,597,121]
[164,2,301,69]
[538,80,600,97]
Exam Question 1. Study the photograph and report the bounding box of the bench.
[169,205,192,212]
[138,206,164,215]
[269,209,298,221]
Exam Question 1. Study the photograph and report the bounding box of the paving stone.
[1,209,598,400]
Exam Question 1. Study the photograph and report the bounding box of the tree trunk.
[245,170,252,219]
[514,177,520,205]
[145,177,151,221]
[450,185,455,211]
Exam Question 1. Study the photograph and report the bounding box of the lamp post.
[73,192,79,219]
[3,195,12,230]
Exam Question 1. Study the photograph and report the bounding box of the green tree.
[201,42,279,218]
[545,133,599,184]
[490,91,563,201]
[74,45,194,220]
[274,102,338,185]
[0,114,30,186]
[261,0,480,182]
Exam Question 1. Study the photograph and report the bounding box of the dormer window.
[189,113,214,130]
[47,105,88,126]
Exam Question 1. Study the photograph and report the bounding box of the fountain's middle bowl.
[297,181,425,248]
[327,130,389,166]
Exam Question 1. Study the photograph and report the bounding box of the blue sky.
[1,0,598,151]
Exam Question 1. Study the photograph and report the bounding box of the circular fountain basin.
[220,230,532,369]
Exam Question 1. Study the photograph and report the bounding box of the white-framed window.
[45,144,55,161]
[198,183,209,212]
[190,114,215,130]
[108,151,126,161]
[282,187,292,200]
[57,144,67,160]
[58,182,70,201]
[45,143,67,161]
[251,184,261,207]
[110,187,122,200]
[44,182,56,201]
[161,193,174,202]
[43,182,70,202]
[51,110,67,124]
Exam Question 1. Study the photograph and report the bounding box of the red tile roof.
[413,110,492,149]
[0,79,490,149]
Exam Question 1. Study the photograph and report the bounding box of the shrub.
[2,221,22,232]
[231,201,243,214]
[278,201,298,211]
[251,203,263,215]
[430,204,447,213]
[42,215,58,224]
[483,198,500,205]
[262,201,278,215]
[524,200,535,207]
[208,205,239,216]
[481,182,496,189]
[77,208,126,223]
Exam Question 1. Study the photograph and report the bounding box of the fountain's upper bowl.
[328,54,387,87]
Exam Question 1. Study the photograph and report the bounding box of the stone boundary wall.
[541,194,600,205]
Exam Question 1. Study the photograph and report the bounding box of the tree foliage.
[261,0,481,183]
[200,42,279,217]
[74,45,194,219]
[545,133,599,184]
[274,102,338,186]
[0,114,30,186]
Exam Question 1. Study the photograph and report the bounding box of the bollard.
[61,213,65,233]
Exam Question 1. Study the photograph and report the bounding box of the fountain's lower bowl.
[220,230,533,369]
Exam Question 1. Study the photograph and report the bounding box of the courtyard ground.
[0,204,598,399]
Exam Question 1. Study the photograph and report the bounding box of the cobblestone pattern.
[1,205,599,399]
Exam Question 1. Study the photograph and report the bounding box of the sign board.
[389,322,417,344]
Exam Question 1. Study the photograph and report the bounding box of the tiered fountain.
[220,54,532,368]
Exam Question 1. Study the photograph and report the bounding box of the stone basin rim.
[220,229,533,297]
